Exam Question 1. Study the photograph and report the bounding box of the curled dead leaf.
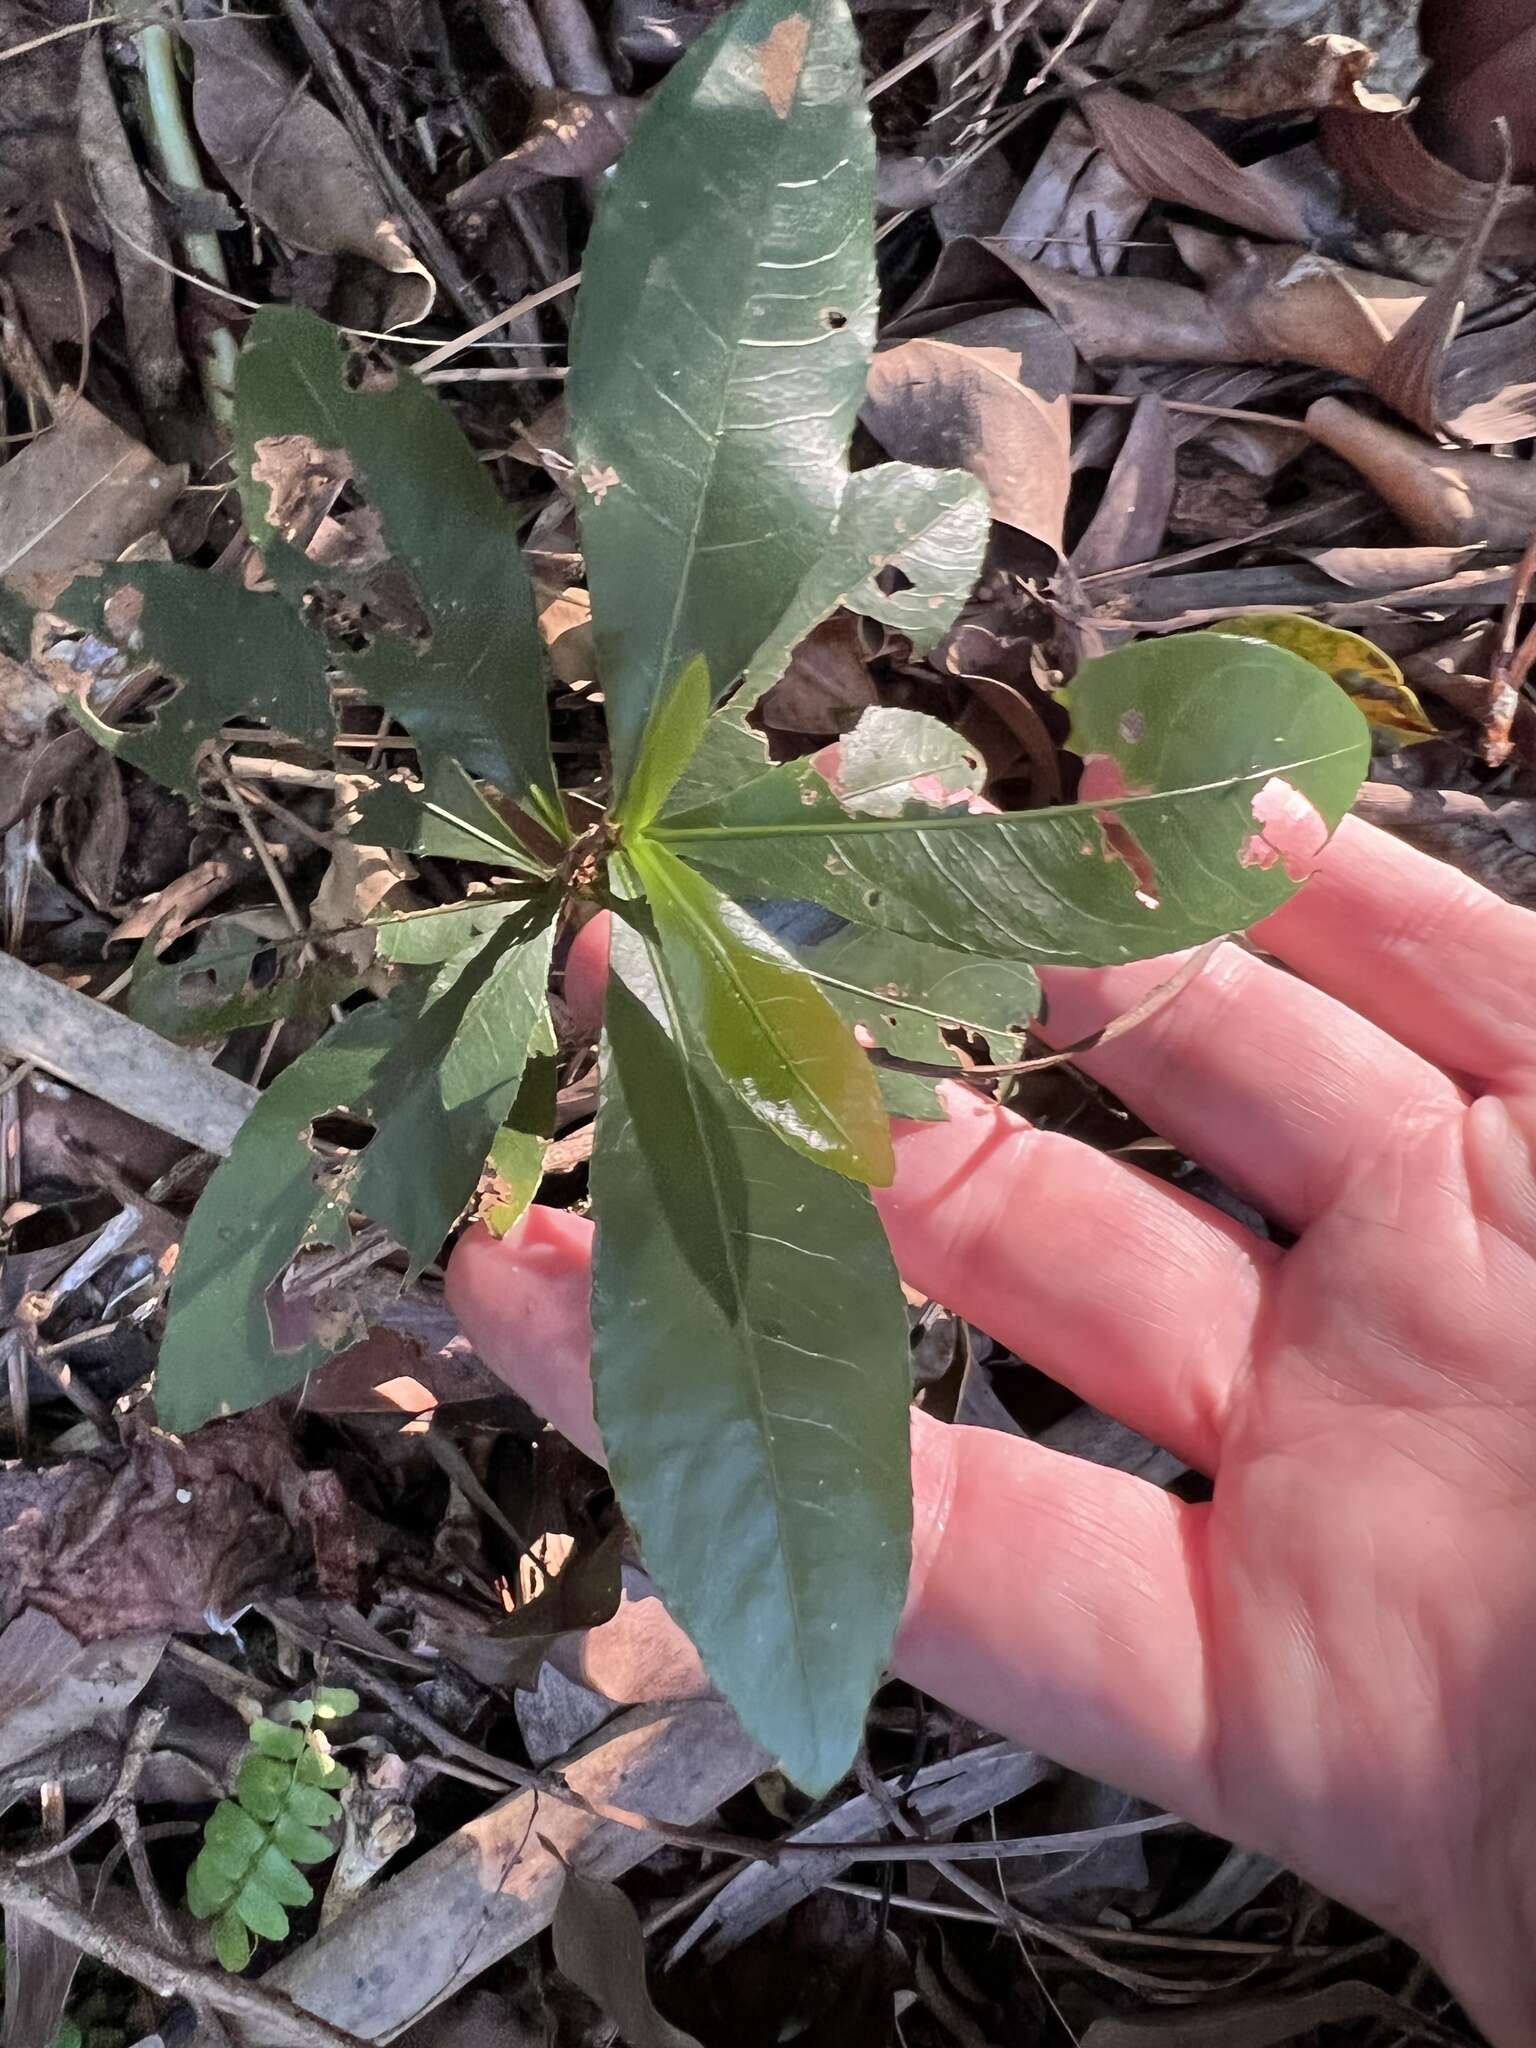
[1079,87,1310,243]
[183,17,434,330]
[862,309,1074,551]
[450,90,644,207]
[1306,396,1536,546]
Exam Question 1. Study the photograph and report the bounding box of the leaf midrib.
[655,742,1362,841]
[641,844,870,1162]
[634,932,822,1739]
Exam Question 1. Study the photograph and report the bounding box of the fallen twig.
[0,951,258,1154]
[0,1863,371,2048]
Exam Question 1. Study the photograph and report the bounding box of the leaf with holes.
[654,640,1369,964]
[155,904,557,1432]
[737,464,989,708]
[58,562,331,797]
[235,305,564,835]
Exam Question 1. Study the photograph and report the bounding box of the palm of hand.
[449,820,1536,2044]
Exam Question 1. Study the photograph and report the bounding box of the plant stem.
[134,20,238,421]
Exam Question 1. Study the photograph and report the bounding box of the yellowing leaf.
[1209,615,1438,741]
[631,838,893,1185]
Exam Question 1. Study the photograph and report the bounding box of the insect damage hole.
[820,307,849,330]
[1238,776,1328,881]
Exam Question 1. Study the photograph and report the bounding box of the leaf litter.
[0,0,1524,2041]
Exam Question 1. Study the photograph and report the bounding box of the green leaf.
[788,918,1040,1066]
[213,1908,254,1972]
[256,1845,314,1909]
[283,1782,344,1827]
[486,1033,558,1237]
[657,642,1369,964]
[204,1799,269,1869]
[630,840,892,1185]
[236,1755,292,1824]
[156,905,557,1433]
[186,1849,237,1919]
[58,562,330,797]
[235,306,563,829]
[271,1817,338,1866]
[350,758,551,872]
[233,1879,290,1943]
[567,0,876,792]
[373,898,518,966]
[657,708,778,823]
[352,914,557,1265]
[296,1746,348,1790]
[1207,614,1438,741]
[738,464,988,709]
[591,929,911,1794]
[312,1686,360,1719]
[128,921,363,1046]
[248,1719,307,1761]
[615,655,711,834]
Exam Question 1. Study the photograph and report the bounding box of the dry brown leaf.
[1079,87,1310,243]
[182,16,434,330]
[451,90,644,207]
[1320,107,1536,258]
[1306,396,1536,546]
[1175,228,1423,379]
[1370,161,1510,435]
[1440,299,1536,442]
[1163,33,1408,117]
[3,1842,81,2048]
[862,310,1075,550]
[0,400,185,610]
[537,583,598,687]
[1070,395,1176,579]
[1098,0,1424,111]
[756,612,876,736]
[76,34,186,429]
[0,1413,369,1637]
[0,1610,165,1774]
[1418,0,1536,183]
[993,110,1147,277]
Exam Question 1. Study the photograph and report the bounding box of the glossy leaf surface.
[567,0,876,790]
[658,640,1369,964]
[591,929,911,1793]
[632,838,892,1184]
[738,463,988,707]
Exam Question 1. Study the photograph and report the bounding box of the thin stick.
[51,201,93,408]
[411,272,583,376]
[1068,391,1312,435]
[13,1708,168,1870]
[0,12,117,64]
[0,1864,372,2048]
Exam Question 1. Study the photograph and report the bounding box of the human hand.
[447,818,1536,2044]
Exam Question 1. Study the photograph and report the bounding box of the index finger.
[1255,816,1536,1092]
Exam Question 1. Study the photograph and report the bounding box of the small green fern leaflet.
[186,1688,356,1971]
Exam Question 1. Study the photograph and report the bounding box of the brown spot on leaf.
[250,434,353,548]
[1093,808,1161,911]
[754,14,810,119]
